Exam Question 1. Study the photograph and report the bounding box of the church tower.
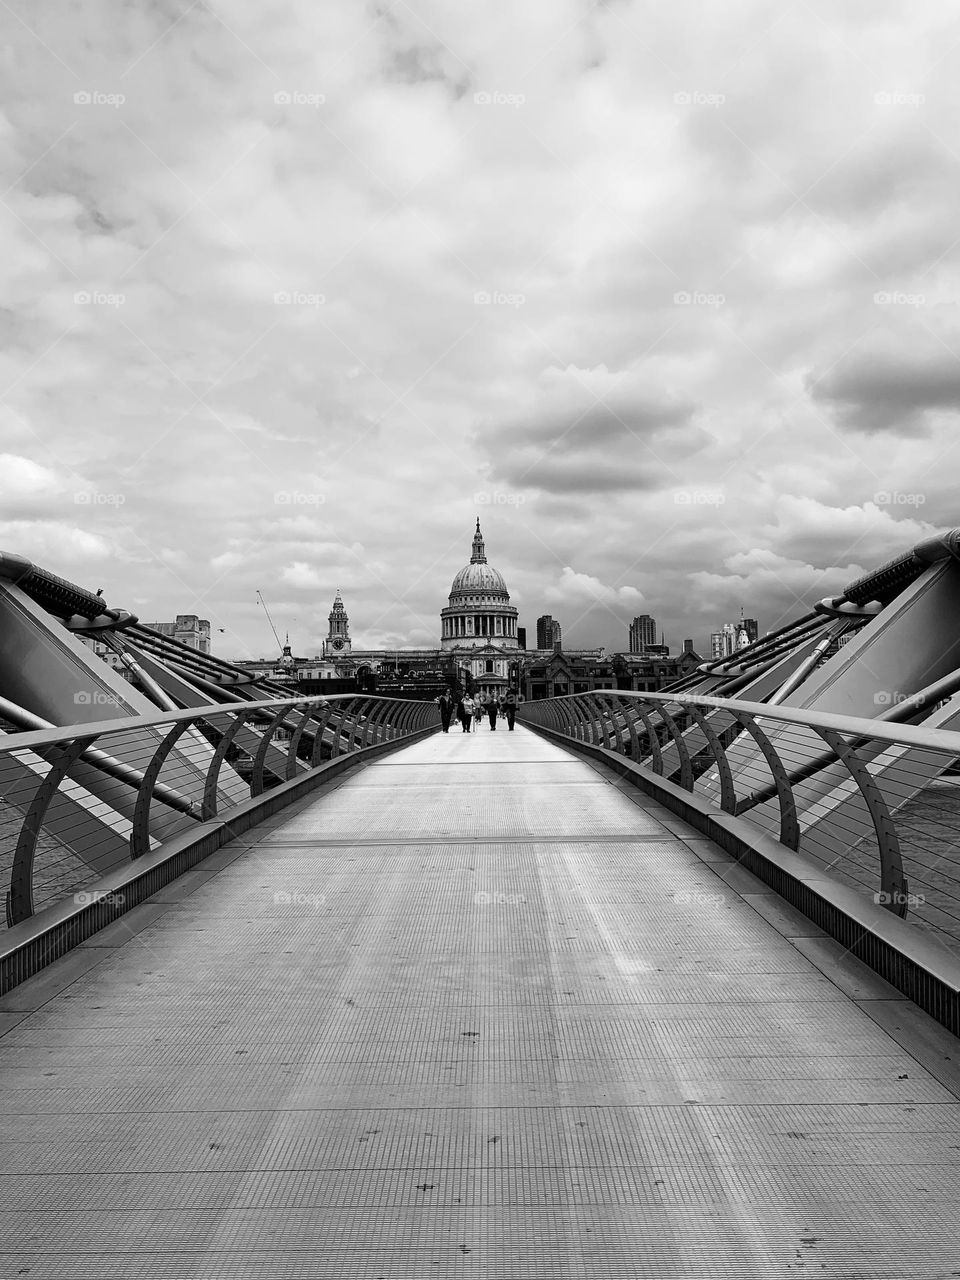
[323,590,352,657]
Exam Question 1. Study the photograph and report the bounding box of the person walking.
[485,692,498,730]
[473,696,484,730]
[502,687,519,731]
[436,690,454,733]
[460,693,474,732]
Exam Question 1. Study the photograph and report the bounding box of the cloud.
[808,343,960,434]
[2,0,960,663]
[544,566,643,607]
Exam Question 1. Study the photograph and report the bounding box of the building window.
[485,659,494,672]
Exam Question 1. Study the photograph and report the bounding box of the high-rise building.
[517,626,527,650]
[628,615,657,653]
[536,615,560,649]
[710,615,760,659]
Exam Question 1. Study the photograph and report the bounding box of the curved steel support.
[329,702,352,757]
[599,694,618,750]
[636,706,665,776]
[652,705,694,791]
[202,709,252,819]
[688,707,737,814]
[131,721,197,858]
[9,736,97,924]
[815,727,909,916]
[251,707,291,796]
[580,694,603,746]
[310,703,336,766]
[551,700,570,735]
[393,700,414,737]
[623,702,642,759]
[345,699,370,752]
[285,706,315,780]
[570,698,591,742]
[611,696,631,754]
[362,700,388,747]
[731,712,800,850]
[590,694,616,751]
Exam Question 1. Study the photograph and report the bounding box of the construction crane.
[256,590,284,658]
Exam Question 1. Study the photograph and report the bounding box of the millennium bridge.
[3,536,960,1276]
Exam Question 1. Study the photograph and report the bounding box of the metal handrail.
[1,693,439,929]
[518,690,960,936]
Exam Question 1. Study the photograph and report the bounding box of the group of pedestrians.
[436,688,519,733]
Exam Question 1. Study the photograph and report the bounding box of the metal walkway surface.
[2,726,960,1278]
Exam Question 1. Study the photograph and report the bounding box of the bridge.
[3,536,960,1274]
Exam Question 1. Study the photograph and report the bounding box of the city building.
[281,521,527,701]
[710,615,760,660]
[322,591,351,658]
[536,615,561,650]
[225,520,704,702]
[740,617,759,645]
[140,614,212,654]
[628,615,657,652]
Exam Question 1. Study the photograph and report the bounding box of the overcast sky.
[3,0,959,660]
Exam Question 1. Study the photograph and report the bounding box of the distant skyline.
[2,2,955,661]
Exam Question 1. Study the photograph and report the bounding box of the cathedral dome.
[440,519,518,651]
[450,561,508,596]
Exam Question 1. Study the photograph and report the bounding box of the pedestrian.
[436,690,454,733]
[473,697,484,730]
[502,687,519,731]
[460,693,474,732]
[485,692,498,730]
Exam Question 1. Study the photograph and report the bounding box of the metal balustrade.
[519,690,960,957]
[0,693,438,932]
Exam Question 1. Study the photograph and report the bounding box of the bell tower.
[323,590,352,656]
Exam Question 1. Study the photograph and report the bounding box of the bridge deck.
[2,726,960,1276]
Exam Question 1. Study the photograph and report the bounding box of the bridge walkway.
[1,726,960,1276]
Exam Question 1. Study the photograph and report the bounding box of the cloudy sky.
[3,0,959,660]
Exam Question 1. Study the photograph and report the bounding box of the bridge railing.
[519,690,960,955]
[0,693,437,932]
